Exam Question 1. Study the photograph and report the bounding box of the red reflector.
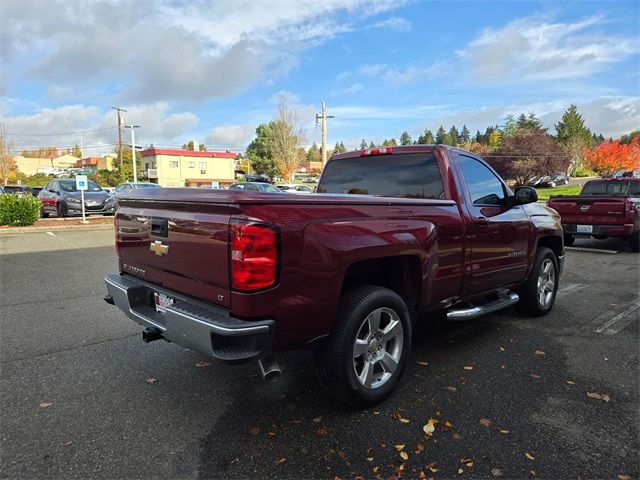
[114,216,120,256]
[231,223,278,291]
[360,147,392,156]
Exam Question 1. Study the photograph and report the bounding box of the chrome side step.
[447,291,519,321]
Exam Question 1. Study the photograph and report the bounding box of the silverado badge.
[150,240,169,256]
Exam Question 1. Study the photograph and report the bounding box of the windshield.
[581,180,639,196]
[133,183,160,189]
[257,184,281,193]
[318,153,445,199]
[59,181,102,192]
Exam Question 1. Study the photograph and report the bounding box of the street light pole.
[125,125,141,182]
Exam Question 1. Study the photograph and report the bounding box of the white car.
[276,184,314,194]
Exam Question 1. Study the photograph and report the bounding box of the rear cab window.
[582,180,638,196]
[317,153,445,199]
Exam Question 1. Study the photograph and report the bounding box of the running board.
[447,292,519,321]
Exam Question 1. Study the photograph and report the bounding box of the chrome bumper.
[104,273,275,363]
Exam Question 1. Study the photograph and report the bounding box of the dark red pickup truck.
[104,145,564,406]
[547,178,640,251]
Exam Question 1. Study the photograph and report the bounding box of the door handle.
[474,216,489,225]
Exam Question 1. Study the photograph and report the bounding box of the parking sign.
[76,175,88,191]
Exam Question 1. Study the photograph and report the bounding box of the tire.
[564,234,575,246]
[313,285,412,408]
[40,208,49,218]
[516,247,559,317]
[630,233,640,253]
[56,202,67,218]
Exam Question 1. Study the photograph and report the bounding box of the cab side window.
[459,155,506,206]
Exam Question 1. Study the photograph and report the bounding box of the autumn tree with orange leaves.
[583,135,640,175]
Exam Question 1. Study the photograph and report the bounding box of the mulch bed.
[0,216,114,229]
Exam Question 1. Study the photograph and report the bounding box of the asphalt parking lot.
[1,229,638,480]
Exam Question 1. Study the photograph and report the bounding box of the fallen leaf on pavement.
[566,380,576,385]
[394,444,405,451]
[464,365,474,370]
[423,418,438,436]
[367,447,374,454]
[366,457,373,462]
[400,451,408,461]
[525,453,535,460]
[499,347,505,352]
[452,433,462,440]
[316,427,327,436]
[447,386,457,391]
[146,377,157,384]
[530,373,541,379]
[195,361,211,367]
[418,470,427,479]
[491,468,503,476]
[338,451,347,461]
[499,429,510,434]
[529,470,536,476]
[445,421,453,428]
[587,392,610,402]
[62,441,73,447]
[414,442,424,454]
[312,416,323,423]
[276,458,287,465]
[249,427,260,436]
[458,468,464,475]
[480,418,492,427]
[417,361,429,366]
[267,431,276,437]
[534,350,546,356]
[373,466,381,474]
[618,475,632,480]
[38,402,52,408]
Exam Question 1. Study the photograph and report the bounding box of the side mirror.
[513,186,538,205]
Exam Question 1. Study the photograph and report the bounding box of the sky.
[1,0,639,157]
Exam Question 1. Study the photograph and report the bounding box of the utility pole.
[76,133,83,159]
[112,106,127,182]
[315,102,334,170]
[125,125,141,183]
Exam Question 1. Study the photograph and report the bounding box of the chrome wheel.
[537,259,556,308]
[352,307,404,389]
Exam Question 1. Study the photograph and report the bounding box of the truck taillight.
[360,147,392,156]
[114,216,120,256]
[230,223,279,291]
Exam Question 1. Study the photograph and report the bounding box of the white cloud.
[330,83,364,96]
[44,85,74,102]
[458,15,639,82]
[209,124,257,149]
[369,17,411,32]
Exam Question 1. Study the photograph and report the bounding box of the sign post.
[75,175,89,224]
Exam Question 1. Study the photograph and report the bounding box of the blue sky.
[1,0,638,156]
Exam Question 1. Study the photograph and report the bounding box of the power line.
[5,127,117,137]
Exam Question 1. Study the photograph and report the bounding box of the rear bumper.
[562,223,635,237]
[104,273,275,363]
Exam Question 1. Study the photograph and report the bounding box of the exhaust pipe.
[258,354,282,382]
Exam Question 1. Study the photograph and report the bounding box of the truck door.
[457,155,530,294]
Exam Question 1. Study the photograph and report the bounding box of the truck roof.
[330,144,439,161]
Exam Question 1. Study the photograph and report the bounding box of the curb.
[0,223,114,235]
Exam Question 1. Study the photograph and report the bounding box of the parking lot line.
[556,283,587,299]
[593,300,640,335]
[565,246,619,254]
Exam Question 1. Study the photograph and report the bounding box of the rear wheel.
[56,202,67,218]
[313,285,412,408]
[516,247,559,316]
[564,234,575,246]
[630,233,640,252]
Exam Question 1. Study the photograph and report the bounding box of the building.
[75,155,115,171]
[13,154,80,176]
[140,148,236,188]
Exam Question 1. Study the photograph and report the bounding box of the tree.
[199,143,207,151]
[246,123,278,180]
[382,138,398,146]
[334,141,346,154]
[368,141,376,149]
[503,114,518,137]
[555,105,592,175]
[400,131,412,145]
[111,146,141,182]
[460,125,470,143]
[448,126,459,146]
[0,124,17,185]
[417,129,434,144]
[485,129,570,186]
[582,136,640,176]
[488,129,502,149]
[435,126,447,144]
[307,142,321,163]
[516,112,545,132]
[270,94,305,181]
[359,139,367,150]
[620,129,640,145]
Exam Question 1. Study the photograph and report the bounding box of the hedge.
[0,194,42,226]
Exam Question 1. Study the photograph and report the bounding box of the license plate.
[154,292,174,314]
[577,225,593,234]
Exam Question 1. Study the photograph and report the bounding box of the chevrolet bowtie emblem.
[150,240,169,256]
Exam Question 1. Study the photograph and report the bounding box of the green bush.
[573,165,597,177]
[0,194,42,226]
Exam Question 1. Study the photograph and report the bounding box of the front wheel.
[313,285,412,408]
[630,233,640,252]
[516,247,559,316]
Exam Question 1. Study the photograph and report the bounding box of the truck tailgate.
[548,197,628,225]
[116,202,231,308]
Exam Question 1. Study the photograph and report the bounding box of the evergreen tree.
[400,131,412,145]
[333,141,346,154]
[475,130,483,143]
[555,105,591,145]
[460,125,470,143]
[359,139,367,150]
[382,138,398,146]
[368,141,376,148]
[503,113,518,137]
[417,129,434,144]
[516,112,545,132]
[435,126,447,144]
[448,125,460,145]
[307,142,321,163]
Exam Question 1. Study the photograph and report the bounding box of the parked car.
[547,178,640,251]
[111,182,161,209]
[0,186,4,194]
[526,175,548,187]
[3,185,32,196]
[244,174,271,183]
[228,182,281,193]
[30,186,44,198]
[104,144,564,407]
[539,173,569,188]
[38,179,114,217]
[276,184,314,193]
